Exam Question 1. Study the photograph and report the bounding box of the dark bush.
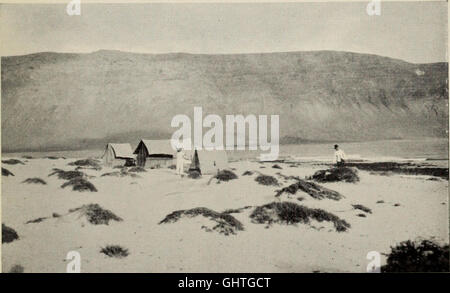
[160,207,244,235]
[352,204,372,214]
[49,168,85,180]
[69,204,122,225]
[311,167,359,183]
[2,159,25,165]
[381,240,449,272]
[255,174,279,186]
[272,164,282,169]
[188,170,201,179]
[100,245,129,258]
[214,170,238,182]
[242,171,254,176]
[2,224,19,243]
[61,178,97,192]
[22,177,47,185]
[276,179,343,200]
[250,202,350,232]
[2,168,14,177]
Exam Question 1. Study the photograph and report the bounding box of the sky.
[0,1,448,63]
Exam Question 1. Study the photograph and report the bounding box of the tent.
[186,149,228,175]
[133,139,175,168]
[102,143,135,167]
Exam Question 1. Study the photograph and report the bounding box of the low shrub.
[100,245,129,258]
[69,204,122,225]
[2,224,19,243]
[61,178,97,192]
[255,174,279,186]
[381,240,449,272]
[2,168,14,177]
[214,170,238,182]
[49,168,85,180]
[250,202,350,232]
[22,177,47,185]
[311,167,359,183]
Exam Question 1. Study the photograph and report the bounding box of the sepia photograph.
[0,1,448,276]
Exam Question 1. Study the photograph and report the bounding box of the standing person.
[176,148,185,175]
[334,144,347,167]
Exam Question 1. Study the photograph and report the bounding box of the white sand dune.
[1,158,448,272]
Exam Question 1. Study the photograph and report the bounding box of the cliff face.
[1,50,448,152]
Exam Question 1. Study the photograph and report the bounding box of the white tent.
[186,149,229,175]
[102,143,135,167]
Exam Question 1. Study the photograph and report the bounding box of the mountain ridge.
[2,50,448,152]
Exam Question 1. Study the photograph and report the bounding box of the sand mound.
[2,224,19,243]
[22,177,47,185]
[255,174,279,186]
[127,166,146,173]
[276,179,343,200]
[61,178,97,192]
[352,204,372,214]
[2,159,25,165]
[381,239,449,272]
[2,167,14,177]
[188,170,201,179]
[311,167,359,183]
[101,170,140,178]
[160,207,244,235]
[250,202,350,232]
[100,245,129,258]
[214,170,238,182]
[49,168,85,180]
[68,204,122,225]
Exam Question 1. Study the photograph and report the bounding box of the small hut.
[102,143,135,167]
[133,139,175,168]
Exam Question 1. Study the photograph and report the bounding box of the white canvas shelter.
[186,149,229,175]
[102,143,135,167]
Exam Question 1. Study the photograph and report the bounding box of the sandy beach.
[1,157,448,273]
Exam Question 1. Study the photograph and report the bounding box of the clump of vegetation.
[25,217,48,224]
[394,203,401,207]
[255,174,279,186]
[250,202,350,232]
[222,206,252,214]
[61,178,97,192]
[2,167,14,177]
[52,213,61,218]
[22,177,47,185]
[345,162,449,180]
[188,170,201,179]
[69,204,122,225]
[101,170,140,178]
[242,170,254,176]
[2,159,25,165]
[381,240,449,272]
[2,224,19,243]
[272,164,282,169]
[311,167,359,183]
[127,166,146,173]
[46,156,60,160]
[376,200,385,204]
[68,159,101,168]
[160,207,244,235]
[276,179,343,201]
[49,168,85,180]
[8,265,24,273]
[100,245,129,258]
[214,170,238,182]
[357,213,366,218]
[352,204,372,214]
